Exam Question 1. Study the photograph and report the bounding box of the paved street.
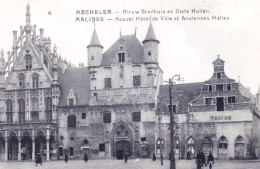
[0,159,260,169]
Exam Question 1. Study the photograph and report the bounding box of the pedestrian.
[124,152,128,163]
[35,153,42,166]
[207,153,214,169]
[84,154,88,163]
[65,153,69,163]
[152,153,156,161]
[201,152,207,167]
[187,151,190,160]
[196,152,201,169]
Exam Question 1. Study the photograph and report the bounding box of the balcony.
[0,119,57,131]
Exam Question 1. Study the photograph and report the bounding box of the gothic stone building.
[0,5,258,161]
[0,5,69,161]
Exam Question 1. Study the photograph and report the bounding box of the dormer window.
[25,54,32,69]
[91,56,94,60]
[67,89,77,106]
[148,51,151,56]
[217,73,221,79]
[118,53,125,62]
[69,99,74,106]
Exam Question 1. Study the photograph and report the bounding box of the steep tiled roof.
[158,83,203,113]
[142,23,159,43]
[87,29,103,48]
[101,35,144,66]
[59,67,90,107]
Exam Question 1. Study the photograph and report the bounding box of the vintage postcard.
[0,0,259,169]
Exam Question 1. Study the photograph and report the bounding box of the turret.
[0,49,5,88]
[212,55,226,79]
[142,22,159,63]
[52,44,58,85]
[12,31,18,64]
[25,4,31,41]
[87,27,103,67]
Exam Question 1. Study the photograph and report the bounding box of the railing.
[0,119,57,124]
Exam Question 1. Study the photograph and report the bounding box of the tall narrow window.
[118,53,125,62]
[104,78,112,89]
[32,73,39,88]
[208,85,213,91]
[217,73,221,79]
[69,147,74,156]
[46,97,52,122]
[18,99,25,123]
[6,99,13,123]
[103,112,111,123]
[217,97,224,111]
[148,51,152,56]
[68,115,76,127]
[25,54,32,69]
[18,73,25,89]
[168,105,176,113]
[44,55,48,68]
[133,75,141,87]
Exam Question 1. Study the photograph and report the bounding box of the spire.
[26,3,31,26]
[142,22,159,43]
[87,26,103,48]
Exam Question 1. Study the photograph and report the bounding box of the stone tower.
[87,27,103,67]
[142,22,159,63]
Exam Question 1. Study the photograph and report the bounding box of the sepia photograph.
[0,0,259,168]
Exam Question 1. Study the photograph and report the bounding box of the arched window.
[25,54,32,69]
[235,135,246,159]
[115,125,129,138]
[18,99,25,123]
[156,138,165,155]
[32,98,39,111]
[187,137,195,156]
[18,73,25,89]
[32,73,39,88]
[68,115,76,127]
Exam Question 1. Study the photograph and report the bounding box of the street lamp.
[165,74,181,169]
[157,96,163,166]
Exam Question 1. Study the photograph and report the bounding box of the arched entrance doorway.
[35,131,46,160]
[116,140,131,159]
[111,122,134,159]
[8,132,18,160]
[201,137,213,157]
[174,138,180,158]
[21,132,32,160]
[234,135,246,159]
[218,136,228,159]
[0,132,5,160]
[187,137,195,158]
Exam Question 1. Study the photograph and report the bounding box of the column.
[4,138,8,161]
[46,138,50,160]
[32,131,35,160]
[18,137,21,161]
[46,129,50,160]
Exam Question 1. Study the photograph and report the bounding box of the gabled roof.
[87,29,103,48]
[101,35,144,66]
[142,23,159,44]
[59,67,90,107]
[158,82,203,113]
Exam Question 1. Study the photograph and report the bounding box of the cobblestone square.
[1,159,260,169]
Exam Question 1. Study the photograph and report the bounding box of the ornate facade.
[0,5,259,162]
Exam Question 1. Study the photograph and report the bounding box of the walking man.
[65,153,69,163]
[124,152,128,163]
[207,153,214,169]
[201,152,207,167]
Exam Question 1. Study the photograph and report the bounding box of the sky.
[0,0,259,94]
